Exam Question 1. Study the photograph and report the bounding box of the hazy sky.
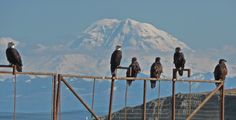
[0,0,235,49]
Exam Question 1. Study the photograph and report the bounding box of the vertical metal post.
[12,65,16,75]
[220,81,225,120]
[55,74,61,120]
[188,69,191,77]
[173,69,177,80]
[91,78,96,119]
[53,75,57,120]
[92,78,96,110]
[188,82,192,115]
[12,65,16,120]
[143,80,147,120]
[172,69,176,120]
[157,80,161,120]
[108,78,115,120]
[125,83,128,120]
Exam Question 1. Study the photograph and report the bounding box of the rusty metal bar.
[114,77,171,81]
[55,74,62,120]
[117,78,220,83]
[117,66,129,69]
[0,71,56,76]
[53,75,57,120]
[172,69,176,120]
[62,74,169,81]
[0,65,12,68]
[124,83,128,120]
[61,77,100,120]
[0,70,221,83]
[91,78,96,119]
[92,78,96,110]
[113,78,220,83]
[173,68,191,79]
[61,74,222,83]
[173,68,191,71]
[188,82,192,115]
[143,80,147,120]
[113,77,171,81]
[65,75,221,83]
[62,74,105,79]
[173,69,177,80]
[108,78,115,120]
[13,66,16,120]
[175,79,221,83]
[220,82,225,120]
[157,80,161,120]
[186,82,223,120]
[12,65,16,75]
[187,69,191,77]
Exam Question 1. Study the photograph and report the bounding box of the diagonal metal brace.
[61,77,100,120]
[186,82,223,120]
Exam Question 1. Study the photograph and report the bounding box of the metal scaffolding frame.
[0,65,224,120]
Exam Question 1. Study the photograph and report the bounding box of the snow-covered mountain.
[0,18,235,114]
[12,18,232,77]
[68,18,190,52]
[5,18,192,76]
[1,18,234,77]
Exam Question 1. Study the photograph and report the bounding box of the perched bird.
[173,47,186,76]
[126,57,141,86]
[6,42,23,72]
[214,59,228,87]
[110,45,122,77]
[150,57,163,89]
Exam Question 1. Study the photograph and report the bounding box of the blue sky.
[0,0,236,49]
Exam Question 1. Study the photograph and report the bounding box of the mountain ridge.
[102,91,236,120]
[68,18,190,52]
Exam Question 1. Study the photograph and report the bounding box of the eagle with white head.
[6,42,23,72]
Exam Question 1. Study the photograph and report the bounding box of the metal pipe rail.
[61,74,222,83]
[0,71,56,76]
[0,65,12,67]
[0,66,223,83]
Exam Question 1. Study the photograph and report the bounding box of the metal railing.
[0,65,224,120]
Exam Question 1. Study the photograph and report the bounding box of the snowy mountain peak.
[69,18,190,52]
[120,18,139,26]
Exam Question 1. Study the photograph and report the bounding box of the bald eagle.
[214,59,227,87]
[173,47,185,76]
[150,57,163,89]
[126,57,141,86]
[110,45,122,77]
[6,42,23,72]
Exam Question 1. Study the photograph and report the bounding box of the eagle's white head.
[8,42,15,48]
[116,45,122,50]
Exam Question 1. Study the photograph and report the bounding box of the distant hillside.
[102,89,236,120]
[224,88,236,95]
